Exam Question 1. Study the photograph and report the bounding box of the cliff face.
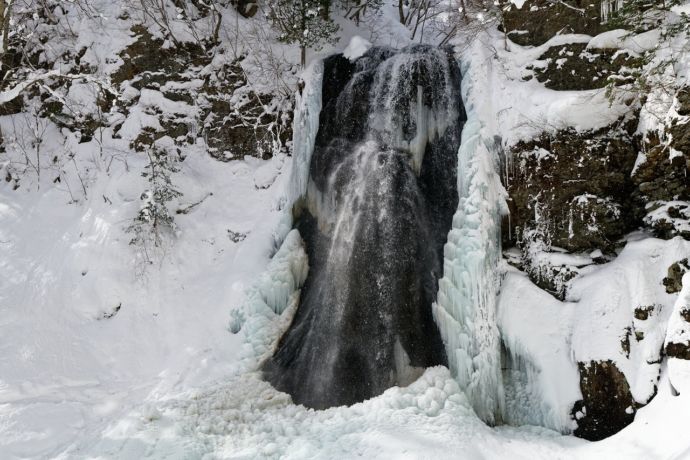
[504,0,610,46]
[497,7,690,439]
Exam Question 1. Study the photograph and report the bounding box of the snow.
[587,29,629,50]
[510,0,528,9]
[343,35,372,60]
[587,28,661,54]
[498,268,581,433]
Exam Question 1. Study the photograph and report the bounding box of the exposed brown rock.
[664,259,690,294]
[504,0,609,47]
[572,360,636,441]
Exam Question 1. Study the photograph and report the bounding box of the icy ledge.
[432,42,508,425]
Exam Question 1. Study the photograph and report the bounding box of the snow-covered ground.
[2,2,690,459]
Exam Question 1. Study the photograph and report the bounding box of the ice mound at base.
[228,229,308,373]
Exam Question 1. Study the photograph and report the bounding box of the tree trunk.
[301,46,306,68]
[398,0,405,24]
[321,0,330,20]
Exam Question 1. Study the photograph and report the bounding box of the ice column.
[432,55,508,425]
[287,60,324,205]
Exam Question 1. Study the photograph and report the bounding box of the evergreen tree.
[127,147,182,261]
[267,0,339,66]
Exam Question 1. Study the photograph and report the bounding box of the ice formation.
[228,229,308,372]
[226,59,326,373]
[287,60,324,206]
[432,46,508,425]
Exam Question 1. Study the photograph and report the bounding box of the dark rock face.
[633,134,690,205]
[634,107,690,240]
[573,360,636,441]
[504,0,608,47]
[505,119,641,254]
[263,46,464,409]
[531,43,641,91]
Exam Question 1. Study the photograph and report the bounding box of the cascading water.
[263,45,466,409]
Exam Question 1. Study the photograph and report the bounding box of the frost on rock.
[432,50,507,425]
[229,230,308,372]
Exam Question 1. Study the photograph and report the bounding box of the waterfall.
[263,45,466,409]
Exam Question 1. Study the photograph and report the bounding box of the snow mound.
[587,29,660,54]
[587,29,628,50]
[499,270,581,433]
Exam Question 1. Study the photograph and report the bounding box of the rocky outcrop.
[633,89,690,240]
[530,43,640,91]
[112,25,292,159]
[505,118,641,254]
[572,360,636,441]
[504,0,608,47]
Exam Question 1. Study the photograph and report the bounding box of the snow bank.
[498,270,581,432]
[587,30,628,50]
[587,29,661,54]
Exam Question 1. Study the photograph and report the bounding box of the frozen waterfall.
[263,45,465,409]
